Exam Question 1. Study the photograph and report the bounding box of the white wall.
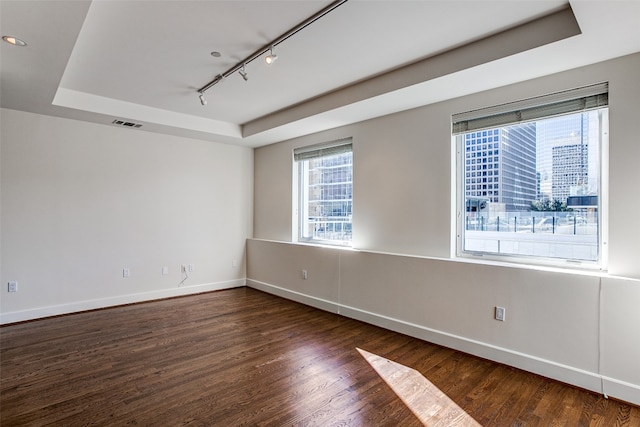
[1,109,253,323]
[249,53,640,405]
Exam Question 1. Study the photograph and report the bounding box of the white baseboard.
[0,279,246,324]
[247,278,639,406]
[602,376,640,406]
[248,279,342,314]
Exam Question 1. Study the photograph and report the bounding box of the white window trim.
[294,138,353,247]
[453,84,609,271]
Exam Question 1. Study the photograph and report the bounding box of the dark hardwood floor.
[1,287,638,426]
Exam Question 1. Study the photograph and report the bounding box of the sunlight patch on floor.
[357,348,481,426]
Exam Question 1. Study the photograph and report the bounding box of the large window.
[295,139,353,245]
[453,83,608,267]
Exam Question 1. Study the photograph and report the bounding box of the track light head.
[265,47,278,65]
[198,93,207,106]
[239,64,248,81]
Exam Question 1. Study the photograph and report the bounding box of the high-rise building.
[552,143,588,202]
[464,123,537,211]
[305,152,353,239]
[537,112,596,203]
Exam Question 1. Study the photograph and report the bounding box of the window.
[453,83,608,267]
[295,139,353,245]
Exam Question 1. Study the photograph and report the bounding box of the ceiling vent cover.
[112,119,142,128]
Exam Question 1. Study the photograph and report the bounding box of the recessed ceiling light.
[2,35,27,47]
[210,51,221,58]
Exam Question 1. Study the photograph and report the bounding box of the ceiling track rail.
[197,0,349,95]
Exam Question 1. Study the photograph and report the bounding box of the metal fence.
[466,211,597,235]
[306,217,352,242]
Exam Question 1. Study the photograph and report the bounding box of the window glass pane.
[460,108,607,264]
[298,148,352,245]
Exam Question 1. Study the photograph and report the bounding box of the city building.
[538,112,598,204]
[303,152,353,241]
[464,123,536,211]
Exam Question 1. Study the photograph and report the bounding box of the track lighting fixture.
[239,64,248,81]
[196,0,348,98]
[264,47,278,65]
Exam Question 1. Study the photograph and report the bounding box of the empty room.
[1,0,640,425]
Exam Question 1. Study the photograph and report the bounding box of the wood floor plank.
[2,287,639,426]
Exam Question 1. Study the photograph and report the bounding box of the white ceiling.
[2,0,640,147]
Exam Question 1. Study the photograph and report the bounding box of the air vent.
[112,119,143,128]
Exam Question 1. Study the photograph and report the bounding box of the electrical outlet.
[162,266,169,275]
[8,281,18,292]
[123,268,130,278]
[302,269,308,279]
[495,306,506,321]
[188,264,194,273]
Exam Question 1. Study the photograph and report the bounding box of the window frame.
[294,138,353,247]
[453,84,609,270]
